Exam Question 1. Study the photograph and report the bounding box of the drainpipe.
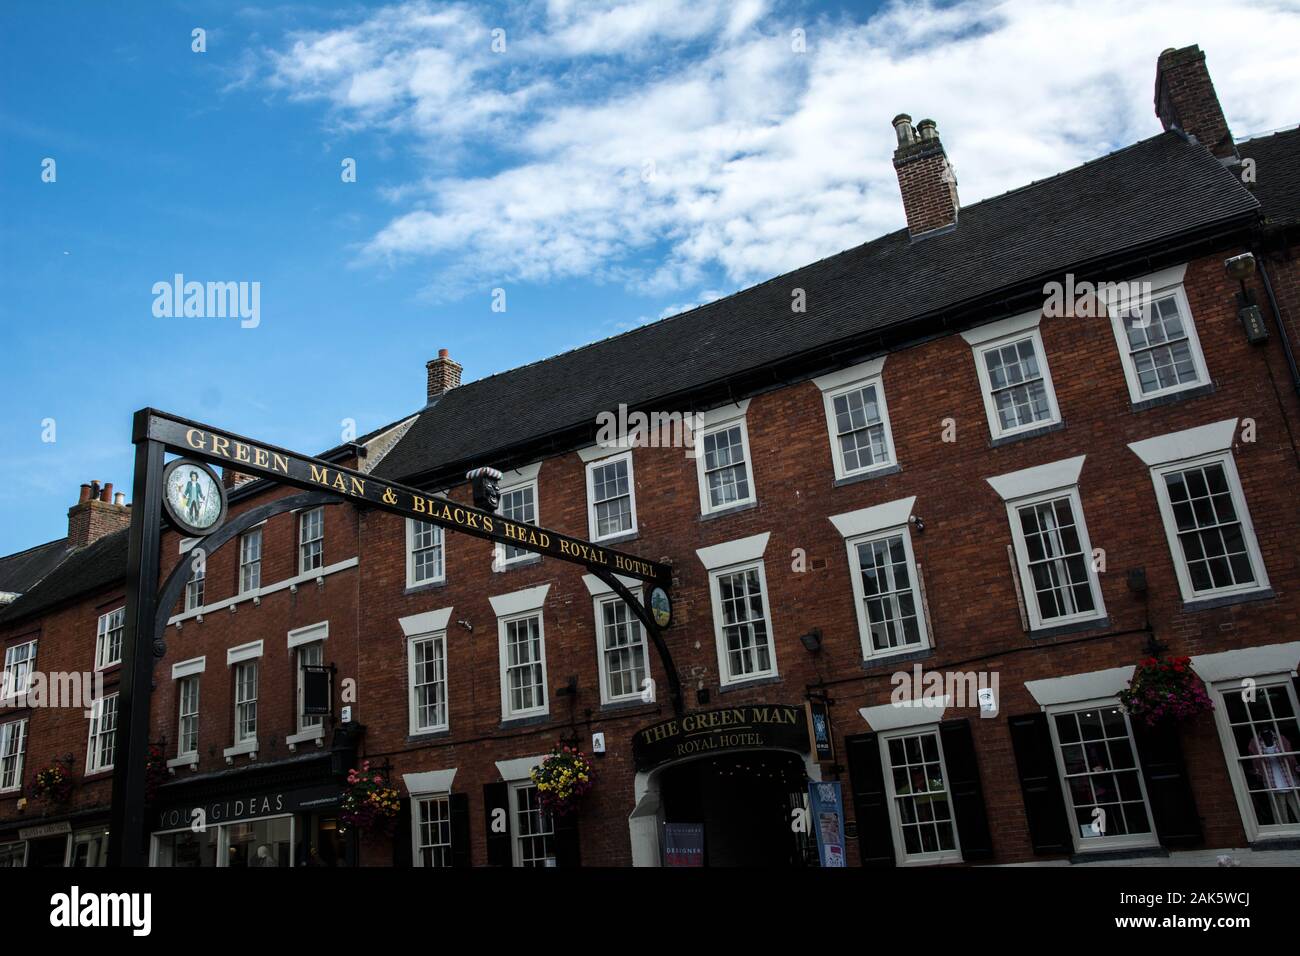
[1256,255,1300,396]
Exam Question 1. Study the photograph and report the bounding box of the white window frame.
[177,676,200,758]
[878,725,963,866]
[184,553,205,611]
[495,471,541,569]
[694,401,757,515]
[295,641,325,735]
[1106,265,1210,404]
[1148,450,1269,604]
[707,560,778,687]
[407,630,449,735]
[405,518,445,587]
[86,693,118,774]
[412,793,453,867]
[2,640,37,700]
[298,507,324,575]
[593,591,649,705]
[233,660,259,745]
[1045,698,1159,854]
[497,611,549,720]
[585,450,638,542]
[1005,486,1107,631]
[509,780,556,867]
[814,358,897,480]
[972,325,1060,437]
[845,525,930,661]
[95,607,125,671]
[238,527,262,594]
[1208,674,1300,842]
[0,719,28,793]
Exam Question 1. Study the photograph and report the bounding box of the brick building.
[3,44,1299,869]
[341,44,1300,868]
[0,482,130,866]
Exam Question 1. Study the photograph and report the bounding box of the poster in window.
[807,781,846,868]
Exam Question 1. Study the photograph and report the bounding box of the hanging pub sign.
[649,587,672,629]
[632,704,808,771]
[161,458,226,537]
[805,699,834,762]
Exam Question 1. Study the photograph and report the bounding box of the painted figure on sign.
[182,470,206,524]
[467,467,503,511]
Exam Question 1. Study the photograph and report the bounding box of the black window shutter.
[844,733,896,868]
[939,718,994,861]
[450,792,472,868]
[553,811,581,868]
[1007,713,1072,855]
[483,782,512,867]
[393,798,413,867]
[1131,720,1202,848]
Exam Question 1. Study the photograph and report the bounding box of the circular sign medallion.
[649,587,672,629]
[162,459,226,537]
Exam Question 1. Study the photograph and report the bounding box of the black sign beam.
[145,409,671,586]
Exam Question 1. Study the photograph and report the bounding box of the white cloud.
[263,0,1300,301]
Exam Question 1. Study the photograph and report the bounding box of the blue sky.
[2,0,1299,554]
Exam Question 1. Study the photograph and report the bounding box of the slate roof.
[1240,126,1300,227]
[374,131,1264,484]
[0,538,73,597]
[0,529,128,627]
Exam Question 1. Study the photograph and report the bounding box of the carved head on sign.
[466,467,503,511]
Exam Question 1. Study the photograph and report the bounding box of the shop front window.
[0,842,26,867]
[69,828,110,867]
[153,815,293,867]
[226,817,292,867]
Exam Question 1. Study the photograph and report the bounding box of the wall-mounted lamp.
[1225,253,1268,344]
[799,628,823,653]
[908,514,926,533]
[1126,567,1148,595]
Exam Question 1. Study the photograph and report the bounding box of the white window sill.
[223,739,258,763]
[167,754,199,773]
[286,727,325,751]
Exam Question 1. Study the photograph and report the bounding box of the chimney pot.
[917,119,938,141]
[78,483,92,504]
[114,492,126,506]
[892,113,916,148]
[101,482,113,503]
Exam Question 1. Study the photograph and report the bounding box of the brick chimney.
[892,114,960,238]
[67,479,131,548]
[1154,45,1236,161]
[223,469,257,489]
[426,348,463,404]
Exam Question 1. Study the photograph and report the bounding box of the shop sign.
[632,704,808,771]
[154,784,341,831]
[19,821,72,840]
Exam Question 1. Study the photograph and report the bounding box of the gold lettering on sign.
[349,476,365,497]
[234,443,251,463]
[310,464,330,485]
[185,429,205,450]
[211,436,230,458]
[272,453,289,473]
[254,448,269,468]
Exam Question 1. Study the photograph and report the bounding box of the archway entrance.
[658,750,815,867]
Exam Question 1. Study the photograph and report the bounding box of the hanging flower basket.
[339,760,401,836]
[530,745,595,817]
[1119,656,1212,728]
[28,757,75,806]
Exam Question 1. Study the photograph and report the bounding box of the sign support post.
[107,427,165,867]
